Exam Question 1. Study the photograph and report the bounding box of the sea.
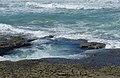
[0,0,120,61]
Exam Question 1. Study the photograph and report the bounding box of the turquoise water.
[0,0,120,61]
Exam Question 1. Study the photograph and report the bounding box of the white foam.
[25,2,82,9]
[25,1,120,10]
[1,23,120,49]
[0,0,120,15]
[55,31,120,49]
[0,56,9,61]
[0,22,120,61]
[0,23,51,38]
[26,50,51,59]
[2,52,88,61]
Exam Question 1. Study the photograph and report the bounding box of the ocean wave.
[25,1,120,10]
[0,23,120,49]
[0,23,120,61]
[0,23,51,38]
[0,0,120,14]
[55,34,120,49]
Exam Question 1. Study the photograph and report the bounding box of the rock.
[0,59,119,78]
[40,35,54,39]
[0,36,32,56]
[80,42,106,50]
[47,35,54,38]
[27,38,38,42]
[0,35,55,56]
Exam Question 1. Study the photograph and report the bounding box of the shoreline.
[0,35,119,77]
[0,48,120,78]
[0,58,119,78]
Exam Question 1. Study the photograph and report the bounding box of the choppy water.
[0,0,120,61]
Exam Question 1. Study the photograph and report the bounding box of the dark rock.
[80,42,106,50]
[80,49,120,66]
[0,36,32,56]
[47,35,54,38]
[0,35,55,56]
[27,38,38,42]
[41,35,54,39]
[0,58,119,78]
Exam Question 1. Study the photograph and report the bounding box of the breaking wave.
[25,1,120,10]
[0,23,120,49]
[0,0,120,61]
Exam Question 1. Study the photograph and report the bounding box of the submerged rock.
[0,36,32,56]
[80,41,106,50]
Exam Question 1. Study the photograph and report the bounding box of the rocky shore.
[0,35,33,56]
[0,35,119,78]
[0,59,119,78]
[0,35,106,56]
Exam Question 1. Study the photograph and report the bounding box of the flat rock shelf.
[0,59,119,78]
[0,35,119,78]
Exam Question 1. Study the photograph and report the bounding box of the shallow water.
[0,0,120,61]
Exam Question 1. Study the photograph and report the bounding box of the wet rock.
[80,41,106,50]
[41,35,54,39]
[0,59,119,78]
[0,35,55,56]
[0,36,32,56]
[27,38,38,42]
[81,49,120,66]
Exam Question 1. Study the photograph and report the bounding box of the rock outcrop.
[79,39,106,50]
[0,35,55,56]
[0,34,106,56]
[0,59,119,78]
[0,36,31,56]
